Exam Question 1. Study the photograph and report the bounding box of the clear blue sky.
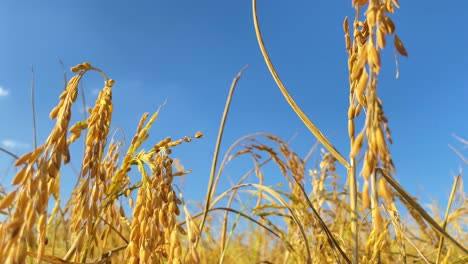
[0,1,467,209]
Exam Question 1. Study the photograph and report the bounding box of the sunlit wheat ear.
[124,130,200,264]
[345,1,408,262]
[77,77,120,259]
[0,62,97,263]
[51,63,119,262]
[126,149,178,263]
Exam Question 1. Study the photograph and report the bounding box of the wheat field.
[0,1,467,263]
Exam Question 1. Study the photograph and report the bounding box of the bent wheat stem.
[252,0,349,169]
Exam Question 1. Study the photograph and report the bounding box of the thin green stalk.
[196,65,249,249]
[436,174,461,263]
[30,66,37,149]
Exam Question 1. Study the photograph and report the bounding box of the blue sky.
[0,1,467,210]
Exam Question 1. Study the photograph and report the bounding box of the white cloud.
[1,140,29,149]
[0,86,9,96]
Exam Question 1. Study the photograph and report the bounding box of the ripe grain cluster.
[0,1,467,264]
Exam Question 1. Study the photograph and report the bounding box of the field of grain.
[0,1,467,263]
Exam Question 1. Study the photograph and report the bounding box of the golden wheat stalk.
[197,65,249,250]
